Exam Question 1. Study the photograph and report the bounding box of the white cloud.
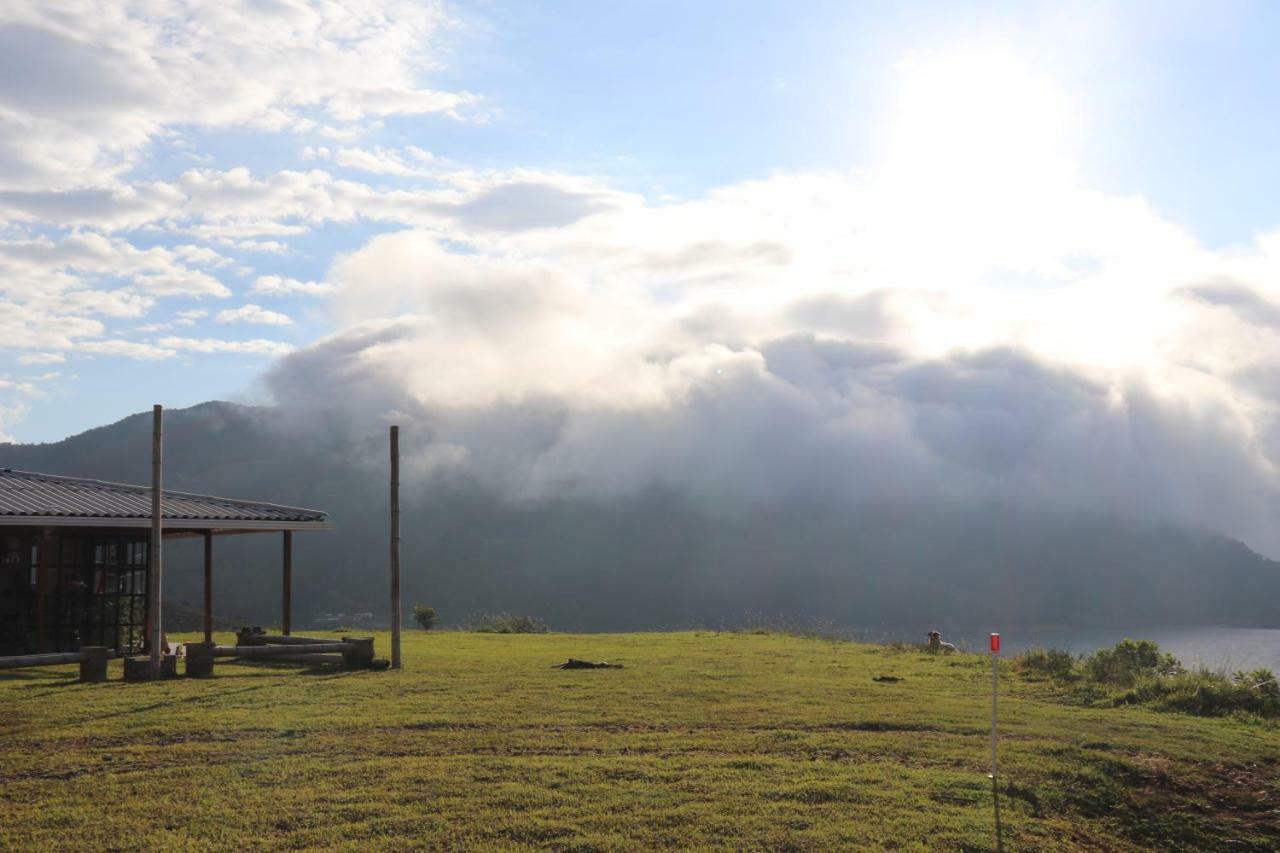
[0,183,183,230]
[0,378,39,395]
[250,156,1280,558]
[0,400,30,442]
[5,5,1280,571]
[306,144,437,177]
[216,304,294,326]
[0,164,634,245]
[250,275,332,297]
[173,244,233,268]
[235,240,290,254]
[0,300,104,350]
[0,233,230,299]
[0,232,230,355]
[0,1,475,191]
[17,352,65,365]
[157,336,294,355]
[0,162,637,243]
[134,307,210,333]
[76,339,174,360]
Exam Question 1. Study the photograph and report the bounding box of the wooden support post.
[35,530,50,653]
[148,404,163,680]
[203,531,213,643]
[390,425,401,670]
[282,530,292,636]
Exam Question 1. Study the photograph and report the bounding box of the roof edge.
[0,516,334,532]
[0,468,328,518]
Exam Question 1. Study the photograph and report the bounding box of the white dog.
[926,631,957,653]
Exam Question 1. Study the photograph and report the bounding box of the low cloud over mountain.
[6,401,1277,632]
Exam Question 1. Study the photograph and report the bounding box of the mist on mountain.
[3,399,1276,631]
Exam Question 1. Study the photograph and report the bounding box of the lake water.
[861,625,1280,674]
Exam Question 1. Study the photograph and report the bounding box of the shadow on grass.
[63,683,271,724]
[214,660,355,682]
[0,683,272,738]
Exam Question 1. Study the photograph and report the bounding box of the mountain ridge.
[3,401,1279,631]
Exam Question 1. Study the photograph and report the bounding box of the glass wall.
[0,529,149,656]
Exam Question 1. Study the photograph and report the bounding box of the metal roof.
[0,469,331,531]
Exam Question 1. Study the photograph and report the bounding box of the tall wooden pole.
[203,531,213,643]
[149,404,163,678]
[282,530,292,635]
[390,425,401,669]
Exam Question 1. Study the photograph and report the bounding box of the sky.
[5,1,1280,553]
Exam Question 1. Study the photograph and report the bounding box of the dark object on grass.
[552,658,623,669]
[367,658,392,671]
[872,675,903,683]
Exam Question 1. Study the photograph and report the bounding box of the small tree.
[412,604,437,631]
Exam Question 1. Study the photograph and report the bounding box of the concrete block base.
[78,646,109,683]
[184,642,215,677]
[341,636,375,669]
[123,654,177,681]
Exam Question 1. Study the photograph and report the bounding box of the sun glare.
[883,49,1078,200]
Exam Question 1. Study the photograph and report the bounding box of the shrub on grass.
[412,605,437,631]
[1032,639,1280,719]
[1233,668,1280,700]
[1113,669,1280,717]
[1084,639,1183,686]
[1020,648,1078,681]
[468,613,549,634]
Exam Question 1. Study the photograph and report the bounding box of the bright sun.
[883,49,1078,200]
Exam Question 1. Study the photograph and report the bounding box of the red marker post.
[990,632,1003,851]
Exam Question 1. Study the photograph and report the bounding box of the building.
[0,469,332,657]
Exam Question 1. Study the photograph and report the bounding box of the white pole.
[990,632,1003,852]
[991,641,998,777]
[148,404,163,679]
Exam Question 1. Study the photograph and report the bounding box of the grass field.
[2,631,1278,851]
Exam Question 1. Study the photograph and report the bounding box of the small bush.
[1114,669,1280,718]
[468,613,549,634]
[412,605,437,631]
[1031,639,1280,719]
[1084,639,1183,687]
[1233,668,1280,699]
[1020,648,1078,681]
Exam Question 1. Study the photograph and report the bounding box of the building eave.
[0,516,334,533]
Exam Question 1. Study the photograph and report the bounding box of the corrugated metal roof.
[0,469,328,526]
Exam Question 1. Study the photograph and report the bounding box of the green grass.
[2,631,1278,851]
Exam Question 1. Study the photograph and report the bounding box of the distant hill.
[5,401,1280,631]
